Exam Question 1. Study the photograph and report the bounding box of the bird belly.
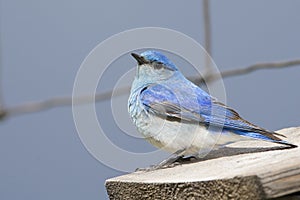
[134,113,221,155]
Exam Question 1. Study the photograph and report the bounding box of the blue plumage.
[141,51,179,71]
[129,50,297,156]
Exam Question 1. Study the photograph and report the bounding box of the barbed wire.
[1,58,299,120]
[0,3,5,120]
[202,0,212,75]
[191,59,300,85]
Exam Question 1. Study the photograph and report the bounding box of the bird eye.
[153,62,164,70]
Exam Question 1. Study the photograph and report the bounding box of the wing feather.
[138,84,295,147]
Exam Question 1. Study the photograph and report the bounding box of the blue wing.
[139,84,296,147]
[140,84,206,123]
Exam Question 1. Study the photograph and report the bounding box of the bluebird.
[128,50,297,169]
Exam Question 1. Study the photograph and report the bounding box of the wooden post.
[105,127,300,199]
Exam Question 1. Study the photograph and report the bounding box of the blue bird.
[128,50,297,169]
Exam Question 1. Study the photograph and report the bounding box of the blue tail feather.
[233,130,297,148]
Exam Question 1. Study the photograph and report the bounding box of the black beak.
[131,53,148,65]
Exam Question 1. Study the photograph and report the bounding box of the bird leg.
[135,149,186,172]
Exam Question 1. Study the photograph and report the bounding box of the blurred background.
[1,1,300,199]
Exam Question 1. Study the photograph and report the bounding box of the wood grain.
[105,127,300,199]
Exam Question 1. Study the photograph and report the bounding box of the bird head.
[131,50,179,82]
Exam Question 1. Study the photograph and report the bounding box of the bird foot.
[135,162,182,172]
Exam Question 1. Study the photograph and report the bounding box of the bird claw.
[135,161,184,172]
[135,165,156,172]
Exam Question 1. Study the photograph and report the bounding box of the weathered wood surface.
[105,127,300,199]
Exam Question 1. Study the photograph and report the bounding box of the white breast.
[133,111,221,155]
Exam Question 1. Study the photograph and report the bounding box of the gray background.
[1,0,300,199]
